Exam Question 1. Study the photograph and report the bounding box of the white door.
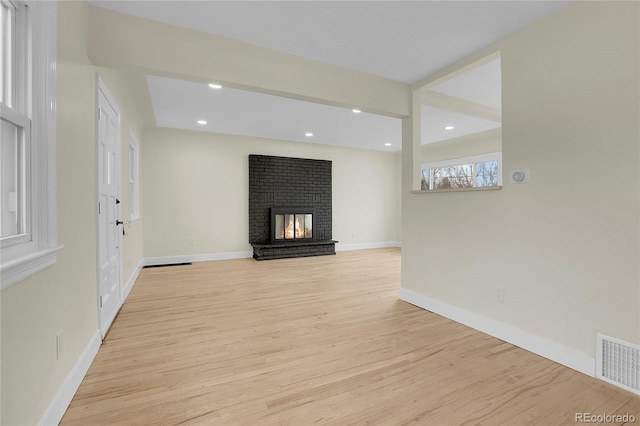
[97,79,122,337]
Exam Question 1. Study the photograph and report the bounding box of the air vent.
[596,333,640,395]
[144,262,192,268]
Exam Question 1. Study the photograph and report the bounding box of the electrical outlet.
[496,287,505,303]
[352,232,356,239]
[56,332,64,360]
[189,237,196,246]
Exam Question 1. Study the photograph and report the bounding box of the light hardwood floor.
[62,248,639,425]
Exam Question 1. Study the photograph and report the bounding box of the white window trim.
[128,129,140,224]
[1,1,61,290]
[421,151,503,190]
[1,0,30,249]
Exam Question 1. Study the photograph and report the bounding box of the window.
[413,52,502,192]
[421,152,502,191]
[128,130,140,223]
[1,1,59,289]
[1,0,28,245]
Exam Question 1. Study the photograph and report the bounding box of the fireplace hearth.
[248,155,337,260]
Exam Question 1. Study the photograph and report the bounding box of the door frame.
[95,74,123,338]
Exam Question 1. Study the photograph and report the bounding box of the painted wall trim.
[398,287,596,377]
[335,241,401,251]
[144,251,254,266]
[39,330,101,426]
[122,258,143,301]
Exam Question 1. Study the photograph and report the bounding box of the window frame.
[128,130,140,224]
[1,108,32,247]
[1,0,29,247]
[0,0,61,290]
[421,152,502,191]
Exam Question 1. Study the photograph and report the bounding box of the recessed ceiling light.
[385,143,392,146]
[197,120,207,125]
[352,109,361,114]
[305,132,313,137]
[445,125,455,130]
[208,83,222,89]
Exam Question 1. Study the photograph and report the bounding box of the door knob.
[116,220,124,226]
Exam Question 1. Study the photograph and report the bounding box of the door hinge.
[98,202,101,214]
[99,296,103,308]
[98,107,102,120]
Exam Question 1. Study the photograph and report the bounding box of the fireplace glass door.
[274,211,313,241]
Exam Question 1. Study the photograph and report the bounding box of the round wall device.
[509,169,530,184]
[512,171,526,183]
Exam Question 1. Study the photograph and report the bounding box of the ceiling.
[147,75,401,150]
[421,57,502,145]
[88,1,570,152]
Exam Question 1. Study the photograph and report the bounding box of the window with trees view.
[421,152,502,190]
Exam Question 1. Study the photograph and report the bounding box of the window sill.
[412,186,503,194]
[1,245,64,290]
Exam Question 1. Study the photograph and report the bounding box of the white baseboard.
[398,288,595,377]
[122,258,143,301]
[144,245,403,265]
[144,251,253,266]
[336,241,401,252]
[39,330,101,426]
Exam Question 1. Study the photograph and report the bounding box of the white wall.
[402,1,640,365]
[142,128,401,259]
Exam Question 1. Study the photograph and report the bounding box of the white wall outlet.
[56,332,64,360]
[496,286,505,303]
[509,169,530,184]
[189,237,196,246]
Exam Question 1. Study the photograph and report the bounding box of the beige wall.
[142,128,401,258]
[402,1,640,359]
[0,2,149,424]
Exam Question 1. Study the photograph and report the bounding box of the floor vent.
[596,333,640,395]
[144,262,192,268]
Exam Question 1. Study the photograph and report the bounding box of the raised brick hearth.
[251,240,337,261]
[248,155,337,260]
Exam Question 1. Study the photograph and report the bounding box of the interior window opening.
[414,52,502,192]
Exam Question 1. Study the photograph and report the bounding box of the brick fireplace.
[248,155,337,260]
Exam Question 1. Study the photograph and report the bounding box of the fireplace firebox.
[271,208,315,243]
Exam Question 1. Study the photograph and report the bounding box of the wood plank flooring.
[61,248,640,425]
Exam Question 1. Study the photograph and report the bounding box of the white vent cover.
[596,333,640,395]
